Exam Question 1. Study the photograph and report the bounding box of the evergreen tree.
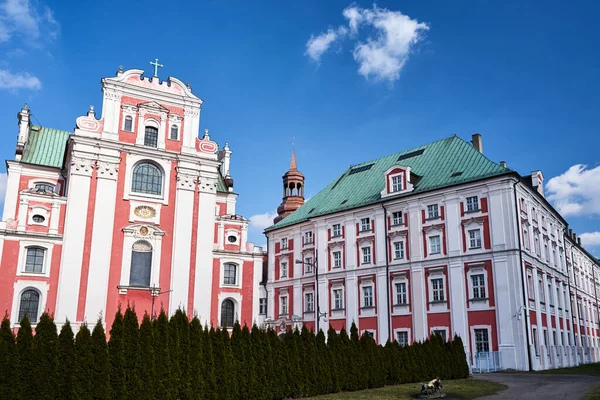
[201,326,217,400]
[167,313,182,397]
[16,316,34,396]
[300,326,318,397]
[315,329,335,395]
[57,320,76,399]
[138,313,155,400]
[230,322,247,399]
[248,325,266,400]
[108,308,126,399]
[189,317,205,399]
[0,314,20,399]
[31,313,59,400]
[173,309,192,399]
[123,306,142,397]
[153,310,172,400]
[74,324,93,400]
[91,319,111,400]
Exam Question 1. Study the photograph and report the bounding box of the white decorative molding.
[71,157,95,176]
[198,177,217,194]
[129,200,162,224]
[176,171,198,190]
[96,161,119,179]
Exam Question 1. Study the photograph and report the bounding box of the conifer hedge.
[0,306,469,399]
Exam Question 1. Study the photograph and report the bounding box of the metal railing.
[472,351,502,373]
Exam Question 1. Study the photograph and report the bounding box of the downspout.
[513,180,534,371]
[381,204,392,343]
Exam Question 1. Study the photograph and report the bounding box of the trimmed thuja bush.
[0,308,469,400]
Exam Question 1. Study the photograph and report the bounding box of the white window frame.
[123,154,171,205]
[390,172,404,193]
[332,250,342,269]
[395,281,408,305]
[222,262,238,286]
[468,229,482,249]
[279,294,288,316]
[28,205,50,227]
[427,204,439,219]
[361,245,372,264]
[470,325,492,354]
[430,326,449,342]
[281,238,288,250]
[331,284,345,312]
[304,292,314,313]
[169,123,181,141]
[16,241,54,278]
[259,298,267,315]
[466,195,479,212]
[429,235,441,254]
[393,240,405,260]
[392,211,403,226]
[466,263,489,308]
[280,261,288,278]
[304,256,313,274]
[332,223,342,237]
[431,277,445,302]
[304,231,313,245]
[119,225,164,292]
[11,281,48,325]
[360,217,371,232]
[394,328,411,346]
[428,268,447,310]
[361,283,374,309]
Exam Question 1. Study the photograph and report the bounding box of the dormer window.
[391,173,404,192]
[124,116,133,132]
[381,165,414,198]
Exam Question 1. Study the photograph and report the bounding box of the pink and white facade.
[264,138,600,371]
[0,67,265,330]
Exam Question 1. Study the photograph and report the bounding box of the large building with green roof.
[263,133,600,372]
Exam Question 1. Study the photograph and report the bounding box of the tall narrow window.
[333,289,343,310]
[24,247,45,273]
[469,229,482,249]
[361,247,371,264]
[527,273,535,300]
[430,236,441,254]
[124,116,133,132]
[395,282,407,304]
[129,240,152,287]
[466,196,479,212]
[144,126,158,147]
[362,286,373,308]
[392,211,403,226]
[474,329,490,353]
[18,289,40,322]
[281,238,288,249]
[472,274,486,299]
[391,174,403,192]
[131,162,162,195]
[221,299,235,328]
[332,224,341,237]
[280,262,288,278]
[170,125,179,140]
[538,277,545,304]
[223,263,237,285]
[432,278,445,302]
[305,293,314,312]
[280,296,288,315]
[259,298,267,314]
[394,241,404,260]
[305,257,313,273]
[305,231,313,244]
[333,251,342,268]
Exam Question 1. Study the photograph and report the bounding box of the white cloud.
[546,164,600,217]
[0,69,41,90]
[305,5,429,82]
[580,232,600,248]
[0,0,59,43]
[249,211,277,230]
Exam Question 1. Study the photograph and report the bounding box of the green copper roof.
[21,125,71,169]
[216,172,227,192]
[267,135,511,231]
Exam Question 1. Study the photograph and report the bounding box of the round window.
[32,215,45,223]
[227,235,237,243]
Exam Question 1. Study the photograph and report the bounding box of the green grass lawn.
[306,378,507,399]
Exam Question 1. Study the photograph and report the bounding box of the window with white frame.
[432,329,447,341]
[427,204,439,219]
[280,295,288,315]
[391,174,403,192]
[132,162,163,196]
[466,196,479,212]
[170,125,179,140]
[548,283,553,306]
[144,126,159,148]
[395,282,407,305]
[280,261,288,278]
[523,228,529,249]
[361,246,372,264]
[18,289,40,323]
[362,286,374,308]
[305,292,314,312]
[259,298,267,315]
[474,328,490,353]
[430,235,441,254]
[556,287,561,308]
[332,224,341,237]
[223,263,237,285]
[221,299,235,328]
[396,331,409,346]
[124,116,133,132]
[392,211,403,226]
[472,274,486,299]
[527,272,535,300]
[34,183,56,194]
[305,256,313,273]
[544,241,550,261]
[534,235,540,256]
[431,278,445,302]
[538,276,545,304]
[305,231,313,244]
[333,251,342,268]
[130,240,152,287]
[333,288,344,310]
[468,229,482,249]
[281,238,288,249]
[532,327,539,355]
[360,218,371,232]
[393,241,405,260]
[24,247,45,273]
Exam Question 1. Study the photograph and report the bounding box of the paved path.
[472,373,598,399]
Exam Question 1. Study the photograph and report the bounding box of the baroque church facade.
[0,67,265,330]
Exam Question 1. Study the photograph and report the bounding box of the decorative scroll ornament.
[76,105,104,133]
[198,177,218,193]
[97,161,119,178]
[176,172,197,190]
[134,205,157,219]
[197,129,218,154]
[71,157,95,175]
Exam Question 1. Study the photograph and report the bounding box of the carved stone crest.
[134,205,156,219]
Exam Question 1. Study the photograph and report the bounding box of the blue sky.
[0,0,599,252]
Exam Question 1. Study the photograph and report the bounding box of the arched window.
[170,125,179,140]
[124,116,133,132]
[18,289,40,322]
[144,126,158,148]
[221,299,235,328]
[34,183,55,194]
[25,247,45,273]
[131,162,162,195]
[129,240,152,287]
[223,263,237,285]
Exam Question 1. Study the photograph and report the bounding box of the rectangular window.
[468,229,482,249]
[527,273,535,300]
[362,286,374,308]
[333,251,342,268]
[544,330,549,355]
[25,247,45,273]
[392,211,403,226]
[430,235,441,254]
[223,263,237,285]
[332,224,341,237]
[545,242,550,261]
[280,262,288,278]
[333,289,344,310]
[548,283,553,306]
[305,231,313,244]
[556,287,561,308]
[472,274,486,299]
[281,238,288,249]
[432,278,445,302]
[305,293,314,312]
[396,331,409,346]
[395,282,407,305]
[433,329,447,342]
[533,327,539,356]
[305,257,313,273]
[534,236,540,256]
[466,196,479,212]
[474,329,490,353]
[394,241,404,260]
[523,228,529,250]
[259,298,267,315]
[280,296,288,315]
[362,247,371,264]
[360,218,371,232]
[427,204,439,219]
[391,174,403,192]
[538,277,544,303]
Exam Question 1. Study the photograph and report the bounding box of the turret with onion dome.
[274,150,305,224]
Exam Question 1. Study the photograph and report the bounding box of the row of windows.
[123,118,180,142]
